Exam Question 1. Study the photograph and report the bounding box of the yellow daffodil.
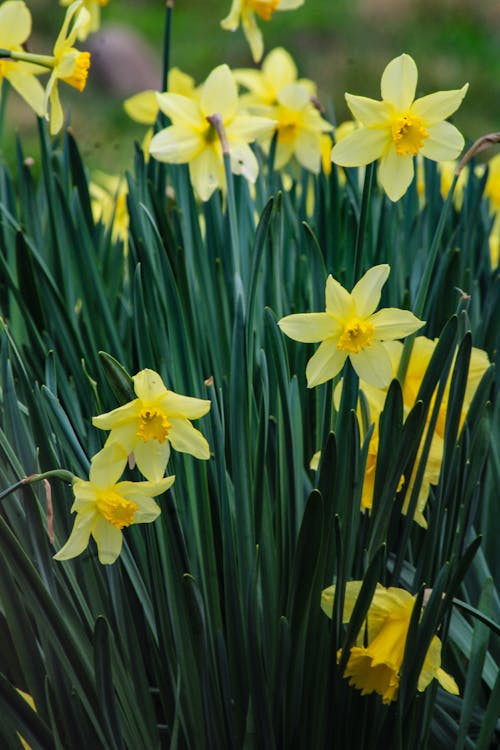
[89,171,129,246]
[321,581,459,704]
[92,368,211,481]
[44,1,91,134]
[259,82,333,173]
[278,264,425,388]
[483,153,500,267]
[60,0,108,41]
[149,64,277,202]
[0,1,45,116]
[54,443,174,564]
[234,46,316,108]
[124,68,198,126]
[221,0,304,63]
[331,53,468,201]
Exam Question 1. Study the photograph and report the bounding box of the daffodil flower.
[53,443,174,564]
[0,1,45,116]
[321,581,459,704]
[331,53,468,201]
[234,47,316,108]
[149,64,277,202]
[60,0,109,41]
[124,68,198,126]
[221,0,304,63]
[89,171,129,246]
[92,369,211,481]
[278,264,425,388]
[482,153,500,267]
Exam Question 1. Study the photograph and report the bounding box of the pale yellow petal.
[241,10,264,63]
[436,667,459,695]
[420,122,465,163]
[345,94,391,127]
[378,146,414,202]
[350,340,392,388]
[133,369,169,403]
[189,147,224,202]
[351,265,390,318]
[325,275,355,320]
[278,82,310,110]
[200,64,238,121]
[331,128,388,168]
[229,140,259,182]
[229,114,277,141]
[6,68,45,116]
[369,308,425,340]
[149,125,202,164]
[162,391,211,419]
[277,0,304,8]
[412,84,468,124]
[294,130,322,173]
[92,402,141,431]
[124,90,159,125]
[0,0,31,47]
[119,475,175,501]
[53,510,94,561]
[220,0,242,30]
[306,340,347,387]
[262,47,297,89]
[274,141,295,170]
[89,443,128,489]
[310,450,321,471]
[155,92,201,128]
[381,53,418,110]
[278,312,339,343]
[92,515,123,564]
[168,416,210,459]
[133,440,171,482]
[49,84,64,135]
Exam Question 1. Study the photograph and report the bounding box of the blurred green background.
[4,0,500,174]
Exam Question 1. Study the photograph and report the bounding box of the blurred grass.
[2,0,499,174]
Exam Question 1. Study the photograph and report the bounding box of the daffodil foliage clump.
[0,2,499,749]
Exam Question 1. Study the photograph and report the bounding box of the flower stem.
[352,162,375,286]
[397,173,459,385]
[0,470,74,502]
[161,1,174,92]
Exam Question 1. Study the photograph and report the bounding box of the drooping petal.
[294,130,322,173]
[162,391,211,419]
[155,92,201,128]
[133,439,171,482]
[92,515,123,564]
[220,0,242,30]
[350,340,393,388]
[435,667,459,695]
[277,0,304,8]
[274,140,295,170]
[53,509,94,561]
[325,275,355,320]
[200,64,238,121]
[6,68,45,116]
[92,400,141,430]
[241,9,264,63]
[378,146,414,202]
[189,147,224,202]
[331,127,388,167]
[351,264,390,318]
[412,84,468,124]
[48,84,64,136]
[133,369,169,403]
[420,121,465,162]
[369,308,425,340]
[229,140,260,183]
[168,416,211,459]
[306,340,347,387]
[0,0,32,48]
[278,312,339,343]
[380,53,418,110]
[89,443,128,488]
[149,125,202,164]
[345,94,391,127]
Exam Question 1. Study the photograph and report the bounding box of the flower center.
[96,491,138,529]
[136,408,171,443]
[337,319,374,354]
[391,113,428,156]
[62,51,91,92]
[247,0,280,21]
[277,110,299,144]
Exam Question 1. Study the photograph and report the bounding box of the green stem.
[0,470,74,502]
[351,162,375,286]
[397,173,459,384]
[0,78,8,150]
[161,1,174,92]
[6,49,54,69]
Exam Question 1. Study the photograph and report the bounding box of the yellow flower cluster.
[54,369,211,564]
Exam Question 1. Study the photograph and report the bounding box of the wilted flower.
[0,0,45,116]
[278,264,424,388]
[54,443,174,564]
[93,368,211,481]
[331,53,468,201]
[321,581,459,704]
[59,0,109,41]
[149,64,276,201]
[221,0,304,63]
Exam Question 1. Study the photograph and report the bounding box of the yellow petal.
[369,308,425,340]
[162,391,211,419]
[230,113,277,141]
[155,92,201,128]
[345,94,391,127]
[241,9,264,63]
[331,127,388,168]
[262,46,297,90]
[189,147,224,202]
[200,64,238,121]
[306,340,347,387]
[294,130,322,173]
[92,402,140,432]
[133,369,169,403]
[133,439,171,482]
[350,340,392,388]
[6,67,45,116]
[0,0,31,47]
[168,416,210,459]
[412,84,468,124]
[124,90,159,124]
[278,82,310,110]
[351,264,390,318]
[92,515,123,564]
[325,275,354,320]
[278,312,339,343]
[229,140,260,182]
[378,146,414,201]
[420,121,465,163]
[53,510,94,561]
[149,125,202,164]
[380,53,418,110]
[220,0,242,30]
[89,443,128,488]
